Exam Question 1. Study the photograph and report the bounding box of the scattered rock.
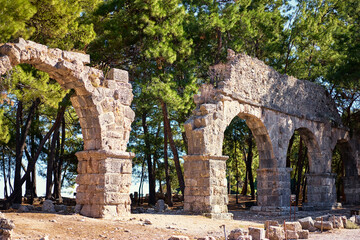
[228,228,247,240]
[0,218,15,230]
[196,236,216,240]
[40,236,49,240]
[155,199,168,212]
[264,220,279,230]
[297,230,309,239]
[0,228,13,240]
[124,229,130,233]
[298,217,314,230]
[54,204,67,213]
[49,219,57,223]
[236,236,252,240]
[284,222,302,232]
[286,230,298,239]
[268,226,284,240]
[17,205,29,213]
[11,203,21,210]
[42,200,56,213]
[314,221,333,231]
[248,227,265,240]
[168,236,190,240]
[144,219,152,225]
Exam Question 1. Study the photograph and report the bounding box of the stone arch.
[331,136,360,204]
[0,39,135,218]
[294,127,323,173]
[184,51,354,216]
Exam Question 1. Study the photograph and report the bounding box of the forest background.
[0,0,359,207]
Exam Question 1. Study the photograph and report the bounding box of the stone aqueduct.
[0,40,359,218]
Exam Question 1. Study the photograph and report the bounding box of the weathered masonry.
[1,40,359,219]
[0,39,135,218]
[184,50,360,218]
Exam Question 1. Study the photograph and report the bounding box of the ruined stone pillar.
[343,176,360,204]
[183,155,233,219]
[304,173,336,210]
[76,150,134,218]
[256,168,291,210]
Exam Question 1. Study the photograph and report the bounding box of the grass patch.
[345,221,360,229]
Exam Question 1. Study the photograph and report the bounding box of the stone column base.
[256,168,292,208]
[75,150,134,218]
[305,172,336,210]
[183,155,231,219]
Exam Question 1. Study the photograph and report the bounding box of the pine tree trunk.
[2,147,8,198]
[54,116,66,202]
[160,101,185,196]
[14,99,39,203]
[14,100,23,204]
[286,135,295,168]
[46,122,60,199]
[295,137,304,204]
[241,149,248,196]
[163,123,173,207]
[247,132,255,200]
[5,101,66,208]
[141,113,156,205]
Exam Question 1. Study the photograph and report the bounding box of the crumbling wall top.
[205,51,342,126]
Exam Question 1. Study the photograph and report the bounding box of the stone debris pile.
[0,212,15,240]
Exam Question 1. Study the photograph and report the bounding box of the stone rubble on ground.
[168,236,190,240]
[314,220,333,230]
[248,227,265,240]
[196,236,216,240]
[17,205,29,213]
[286,230,299,239]
[228,228,248,240]
[268,226,284,240]
[42,200,56,213]
[155,199,168,212]
[54,205,67,213]
[0,212,15,240]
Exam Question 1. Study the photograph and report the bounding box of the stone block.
[228,228,247,240]
[264,220,279,230]
[62,51,90,64]
[314,221,333,230]
[297,230,309,239]
[42,200,56,213]
[298,217,314,230]
[107,68,128,82]
[196,237,216,240]
[267,226,284,240]
[168,236,190,240]
[284,222,302,232]
[248,227,265,240]
[286,230,298,239]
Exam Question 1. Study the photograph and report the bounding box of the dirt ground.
[2,196,360,240]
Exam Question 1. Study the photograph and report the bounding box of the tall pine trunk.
[14,101,23,204]
[14,99,39,203]
[142,113,156,205]
[160,101,185,196]
[163,117,173,207]
[247,132,255,199]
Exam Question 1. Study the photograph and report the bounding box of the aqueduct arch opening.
[185,51,360,217]
[0,39,135,218]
